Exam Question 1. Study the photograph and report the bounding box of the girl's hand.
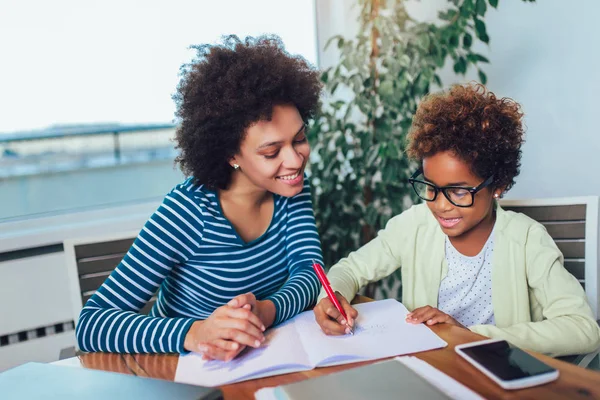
[313,292,358,335]
[406,306,466,329]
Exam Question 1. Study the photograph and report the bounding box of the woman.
[313,84,600,357]
[76,35,323,361]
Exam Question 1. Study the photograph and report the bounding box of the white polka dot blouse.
[438,228,496,327]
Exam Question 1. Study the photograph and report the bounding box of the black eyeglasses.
[408,169,495,208]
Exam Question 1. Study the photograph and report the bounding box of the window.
[0,0,317,220]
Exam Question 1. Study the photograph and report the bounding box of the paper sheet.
[175,299,447,387]
[296,299,448,366]
[176,317,311,387]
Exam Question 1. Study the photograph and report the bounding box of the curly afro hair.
[407,83,525,193]
[173,35,322,189]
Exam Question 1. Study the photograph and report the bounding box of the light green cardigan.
[320,203,600,357]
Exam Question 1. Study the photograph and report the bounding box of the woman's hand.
[184,299,266,361]
[313,292,358,335]
[406,306,466,329]
[228,292,276,329]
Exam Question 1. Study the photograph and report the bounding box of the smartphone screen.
[460,340,556,381]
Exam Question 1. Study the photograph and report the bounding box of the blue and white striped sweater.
[76,177,322,353]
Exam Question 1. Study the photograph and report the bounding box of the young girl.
[76,36,323,361]
[313,84,600,357]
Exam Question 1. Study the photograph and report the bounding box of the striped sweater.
[76,177,322,354]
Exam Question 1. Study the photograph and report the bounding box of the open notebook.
[175,299,447,387]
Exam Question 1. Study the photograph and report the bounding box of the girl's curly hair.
[407,83,525,193]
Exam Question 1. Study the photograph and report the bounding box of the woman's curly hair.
[173,35,322,189]
[407,83,525,193]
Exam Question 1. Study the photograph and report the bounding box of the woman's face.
[422,151,500,238]
[231,104,309,197]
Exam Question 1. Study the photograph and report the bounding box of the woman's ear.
[229,157,240,170]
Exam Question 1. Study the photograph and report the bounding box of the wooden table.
[72,297,600,399]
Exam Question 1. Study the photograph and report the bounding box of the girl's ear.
[493,186,506,199]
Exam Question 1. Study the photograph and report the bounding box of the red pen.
[312,260,354,335]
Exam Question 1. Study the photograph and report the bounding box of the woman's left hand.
[200,293,276,361]
[406,306,466,329]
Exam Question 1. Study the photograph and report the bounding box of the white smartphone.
[455,338,559,390]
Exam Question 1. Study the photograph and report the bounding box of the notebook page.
[295,299,448,367]
[175,317,312,387]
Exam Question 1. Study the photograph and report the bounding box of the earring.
[233,164,240,170]
[494,193,499,198]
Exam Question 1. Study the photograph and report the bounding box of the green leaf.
[467,53,490,63]
[474,18,490,43]
[463,33,473,48]
[448,35,459,47]
[379,80,394,99]
[324,35,342,51]
[365,205,379,227]
[366,145,380,166]
[330,82,339,95]
[476,0,487,16]
[382,159,401,182]
[332,100,346,110]
[489,0,499,8]
[438,9,458,21]
[414,74,430,95]
[478,69,488,85]
[434,47,446,67]
[453,57,467,74]
[459,2,472,18]
[417,34,431,50]
[399,54,411,67]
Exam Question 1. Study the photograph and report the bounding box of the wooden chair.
[62,231,156,355]
[500,196,600,369]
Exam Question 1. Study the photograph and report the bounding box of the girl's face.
[422,151,501,238]
[230,104,309,198]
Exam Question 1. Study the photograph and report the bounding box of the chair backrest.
[500,196,599,319]
[64,231,156,325]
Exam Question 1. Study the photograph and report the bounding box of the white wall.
[0,200,159,371]
[315,0,600,199]
[315,0,360,69]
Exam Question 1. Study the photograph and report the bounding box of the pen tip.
[347,324,354,335]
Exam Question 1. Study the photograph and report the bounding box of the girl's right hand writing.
[313,292,358,336]
[184,302,265,361]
